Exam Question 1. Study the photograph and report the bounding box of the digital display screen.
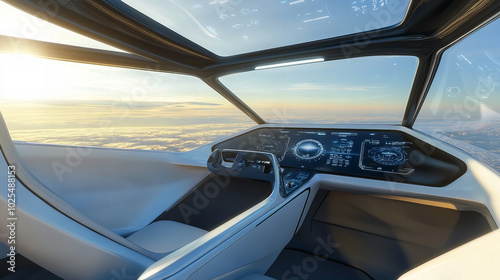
[359,139,414,175]
[215,128,416,175]
[212,128,465,187]
[326,132,357,168]
[248,129,415,176]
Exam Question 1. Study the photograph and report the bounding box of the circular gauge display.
[368,146,407,165]
[293,139,324,160]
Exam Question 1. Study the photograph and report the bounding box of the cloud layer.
[10,123,253,152]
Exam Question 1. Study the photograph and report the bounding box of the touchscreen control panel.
[213,128,466,187]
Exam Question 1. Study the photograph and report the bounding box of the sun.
[0,53,67,102]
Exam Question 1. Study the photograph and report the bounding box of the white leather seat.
[238,275,276,280]
[126,220,207,254]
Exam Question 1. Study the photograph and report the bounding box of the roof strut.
[203,77,267,125]
[402,51,442,127]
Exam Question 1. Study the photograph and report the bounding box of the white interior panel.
[187,191,309,280]
[14,143,210,235]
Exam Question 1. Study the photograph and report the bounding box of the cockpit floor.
[266,249,372,280]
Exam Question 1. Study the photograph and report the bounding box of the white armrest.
[126,221,207,254]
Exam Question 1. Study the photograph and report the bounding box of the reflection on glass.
[415,18,500,173]
[120,0,411,56]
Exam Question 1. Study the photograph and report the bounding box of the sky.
[221,55,419,123]
[0,54,254,152]
[0,53,253,144]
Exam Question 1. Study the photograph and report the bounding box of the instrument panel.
[212,128,466,187]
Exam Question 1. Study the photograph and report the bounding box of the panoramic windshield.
[0,54,253,152]
[119,0,411,56]
[220,56,418,124]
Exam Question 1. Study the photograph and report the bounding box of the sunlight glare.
[0,53,68,101]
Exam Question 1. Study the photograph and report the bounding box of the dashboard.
[212,128,466,187]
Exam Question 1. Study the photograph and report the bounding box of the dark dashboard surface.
[212,128,466,187]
